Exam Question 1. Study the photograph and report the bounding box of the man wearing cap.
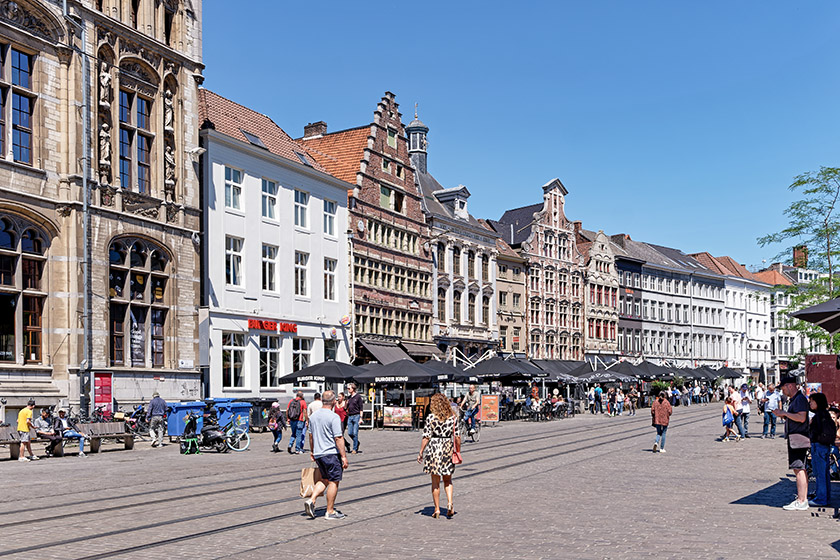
[773,376,810,510]
[33,408,62,457]
[16,399,38,461]
[55,409,89,457]
[146,391,168,447]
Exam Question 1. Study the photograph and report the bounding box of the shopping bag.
[300,467,322,498]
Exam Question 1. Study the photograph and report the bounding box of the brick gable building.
[299,93,435,363]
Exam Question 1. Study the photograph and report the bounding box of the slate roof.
[416,170,492,234]
[296,126,370,184]
[198,89,327,174]
[494,203,543,246]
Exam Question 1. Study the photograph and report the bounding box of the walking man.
[739,384,752,438]
[762,384,781,438]
[303,390,348,520]
[287,391,307,454]
[773,376,810,510]
[729,386,744,440]
[651,390,673,453]
[462,384,480,434]
[346,383,363,454]
[146,391,167,447]
[16,399,38,461]
[594,384,603,414]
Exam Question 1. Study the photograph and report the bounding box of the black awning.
[358,340,412,365]
[400,342,444,358]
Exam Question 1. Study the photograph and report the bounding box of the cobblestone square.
[1,406,837,559]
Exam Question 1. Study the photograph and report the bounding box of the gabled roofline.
[542,178,569,196]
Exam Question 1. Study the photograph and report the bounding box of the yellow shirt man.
[17,406,33,432]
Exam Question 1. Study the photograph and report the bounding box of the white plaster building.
[198,90,350,399]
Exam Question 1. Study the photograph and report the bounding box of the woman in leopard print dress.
[417,393,460,518]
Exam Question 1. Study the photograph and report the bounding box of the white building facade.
[199,91,350,399]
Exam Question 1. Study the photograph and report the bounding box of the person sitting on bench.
[33,408,62,457]
[55,409,89,457]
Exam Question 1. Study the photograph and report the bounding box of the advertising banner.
[383,406,412,428]
[479,394,499,423]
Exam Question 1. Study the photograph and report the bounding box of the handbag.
[789,433,811,450]
[452,425,462,465]
[299,467,323,498]
[722,408,734,426]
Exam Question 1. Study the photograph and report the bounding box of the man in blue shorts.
[304,390,349,520]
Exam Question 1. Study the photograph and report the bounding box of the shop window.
[222,331,246,388]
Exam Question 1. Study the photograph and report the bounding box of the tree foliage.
[759,166,840,354]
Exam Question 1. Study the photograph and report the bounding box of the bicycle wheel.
[226,427,250,451]
[471,423,481,443]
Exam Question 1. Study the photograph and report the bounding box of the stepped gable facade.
[299,93,435,363]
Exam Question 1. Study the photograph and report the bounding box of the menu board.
[383,406,412,428]
[479,395,499,423]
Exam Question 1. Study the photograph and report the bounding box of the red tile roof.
[690,252,768,282]
[297,126,370,184]
[198,89,327,173]
[753,269,794,286]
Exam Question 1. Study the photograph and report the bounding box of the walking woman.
[722,397,737,441]
[417,392,460,518]
[651,389,673,453]
[268,402,285,452]
[808,393,835,507]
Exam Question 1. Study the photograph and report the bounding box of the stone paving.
[1,405,838,559]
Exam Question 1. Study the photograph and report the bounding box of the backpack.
[722,408,734,426]
[287,399,301,422]
[815,411,836,447]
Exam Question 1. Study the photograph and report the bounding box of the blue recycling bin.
[216,401,252,430]
[166,401,206,437]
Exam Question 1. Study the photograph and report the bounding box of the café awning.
[400,342,444,359]
[358,340,412,365]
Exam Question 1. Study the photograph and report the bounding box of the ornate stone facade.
[575,226,619,362]
[0,0,203,417]
[489,180,586,360]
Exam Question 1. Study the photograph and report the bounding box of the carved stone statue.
[99,122,111,165]
[164,144,176,202]
[163,88,174,132]
[99,61,112,107]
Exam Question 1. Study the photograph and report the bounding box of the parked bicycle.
[181,410,250,453]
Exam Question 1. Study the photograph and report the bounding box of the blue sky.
[202,1,839,270]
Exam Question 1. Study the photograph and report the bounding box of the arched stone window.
[109,238,170,367]
[468,293,476,323]
[437,289,446,322]
[453,291,461,323]
[0,214,49,363]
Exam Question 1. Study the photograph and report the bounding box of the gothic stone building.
[488,179,586,360]
[406,113,499,361]
[0,0,203,418]
[299,93,435,364]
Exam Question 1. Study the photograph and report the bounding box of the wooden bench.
[1,422,134,459]
[77,422,134,454]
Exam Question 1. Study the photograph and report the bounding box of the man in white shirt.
[303,391,348,520]
[739,384,752,438]
[762,384,782,438]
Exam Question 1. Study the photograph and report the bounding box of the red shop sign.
[248,319,297,333]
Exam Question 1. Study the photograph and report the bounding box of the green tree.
[759,166,840,353]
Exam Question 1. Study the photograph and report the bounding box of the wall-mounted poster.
[383,406,412,428]
[479,395,499,423]
[806,383,823,396]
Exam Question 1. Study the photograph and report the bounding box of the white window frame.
[225,167,242,210]
[225,236,243,286]
[221,331,246,388]
[294,190,309,228]
[262,244,277,292]
[261,179,277,220]
[324,257,337,301]
[292,337,312,372]
[295,251,309,297]
[259,335,282,388]
[323,199,336,236]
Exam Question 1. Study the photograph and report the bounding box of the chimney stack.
[303,121,327,139]
[572,221,582,234]
[793,245,808,268]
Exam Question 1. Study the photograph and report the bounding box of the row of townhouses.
[0,0,826,419]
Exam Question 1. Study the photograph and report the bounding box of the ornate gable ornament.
[0,0,63,42]
[437,275,451,290]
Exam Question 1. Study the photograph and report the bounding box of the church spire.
[406,104,429,174]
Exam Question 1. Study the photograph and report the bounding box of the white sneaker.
[304,499,316,519]
[28,455,39,461]
[782,499,808,511]
[652,442,659,452]
[78,452,86,458]
[659,448,667,453]
[18,456,29,462]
